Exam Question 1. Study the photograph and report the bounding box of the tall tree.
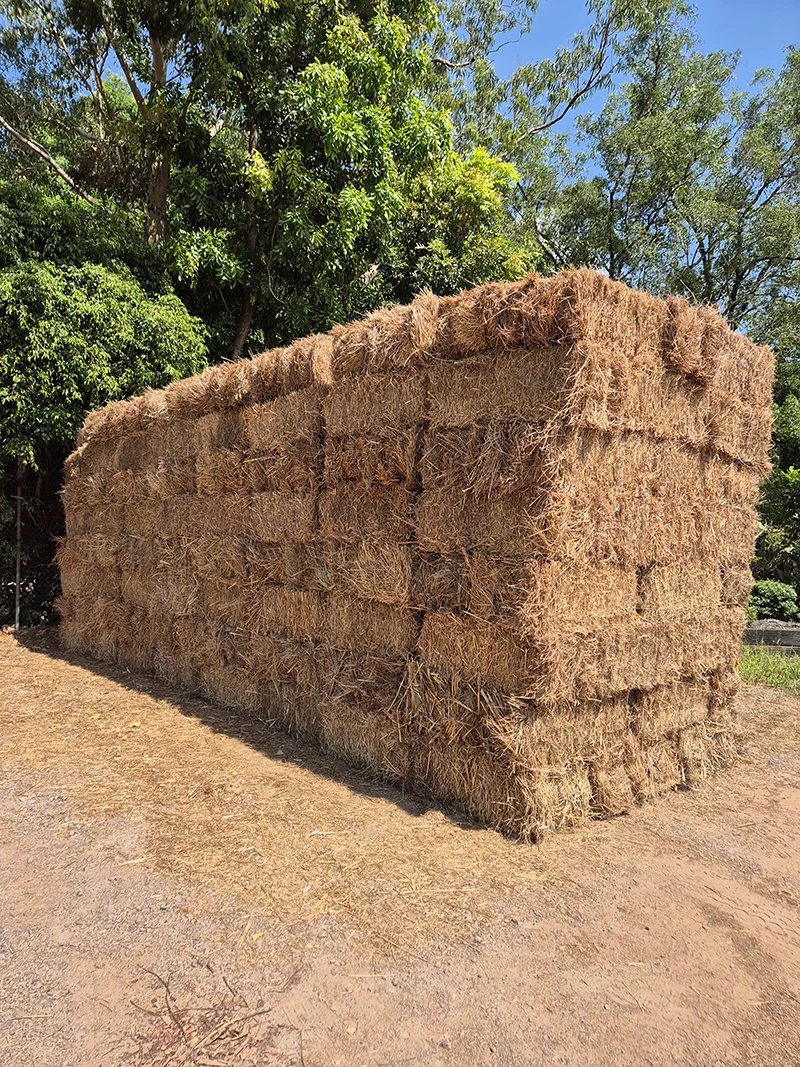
[528,11,800,334]
[1,0,539,358]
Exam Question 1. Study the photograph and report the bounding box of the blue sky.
[496,0,800,87]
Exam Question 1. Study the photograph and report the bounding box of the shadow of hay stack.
[13,627,453,826]
[55,269,774,841]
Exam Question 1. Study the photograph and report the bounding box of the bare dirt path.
[1,629,799,1067]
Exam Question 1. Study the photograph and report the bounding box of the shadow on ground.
[11,626,483,834]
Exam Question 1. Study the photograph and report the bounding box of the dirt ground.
[1,630,799,1067]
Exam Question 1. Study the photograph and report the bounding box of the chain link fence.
[2,555,62,628]
[2,462,64,629]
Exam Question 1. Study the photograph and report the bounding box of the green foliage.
[0,262,207,463]
[525,15,800,336]
[757,361,800,594]
[739,645,800,693]
[0,178,168,290]
[163,0,477,349]
[386,147,540,302]
[748,579,799,622]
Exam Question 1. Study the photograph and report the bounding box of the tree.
[0,258,207,623]
[531,17,736,286]
[528,12,800,336]
[1,0,538,360]
[0,260,207,464]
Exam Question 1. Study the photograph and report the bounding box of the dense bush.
[748,579,799,622]
[0,261,207,464]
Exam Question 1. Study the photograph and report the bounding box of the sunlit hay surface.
[57,269,774,839]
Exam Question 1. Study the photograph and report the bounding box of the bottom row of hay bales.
[58,557,741,840]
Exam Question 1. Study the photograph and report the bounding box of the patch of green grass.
[739,645,800,693]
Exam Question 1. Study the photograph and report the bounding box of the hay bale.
[420,421,546,496]
[324,430,420,488]
[323,374,426,436]
[324,542,413,606]
[319,484,411,542]
[58,267,772,841]
[414,487,542,556]
[427,346,570,428]
[250,491,317,543]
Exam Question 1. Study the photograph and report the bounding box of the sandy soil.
[1,629,799,1067]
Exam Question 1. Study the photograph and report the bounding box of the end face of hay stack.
[57,270,774,839]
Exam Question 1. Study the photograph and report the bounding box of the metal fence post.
[15,457,22,631]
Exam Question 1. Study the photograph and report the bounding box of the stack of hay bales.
[57,269,773,839]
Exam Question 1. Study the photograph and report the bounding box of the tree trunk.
[145,146,171,244]
[231,118,259,361]
[231,298,254,362]
[144,37,170,245]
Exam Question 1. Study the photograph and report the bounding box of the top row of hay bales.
[57,268,774,840]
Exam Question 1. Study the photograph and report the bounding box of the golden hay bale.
[171,615,226,673]
[145,460,196,500]
[319,484,411,542]
[715,332,774,408]
[571,347,710,446]
[330,291,440,379]
[65,501,128,539]
[195,449,247,496]
[316,643,405,709]
[427,347,569,429]
[244,539,289,585]
[114,430,160,471]
[121,500,166,537]
[466,554,530,619]
[119,567,159,610]
[326,593,418,655]
[242,631,319,691]
[709,664,741,711]
[415,487,541,557]
[395,672,641,835]
[242,389,321,452]
[276,542,328,589]
[633,679,712,741]
[635,562,722,620]
[323,373,427,436]
[192,409,244,456]
[445,273,580,355]
[56,538,122,602]
[541,430,761,567]
[324,541,412,606]
[529,610,746,705]
[245,584,326,641]
[249,491,317,543]
[706,390,773,474]
[411,553,470,613]
[317,700,412,779]
[60,266,772,841]
[324,430,419,488]
[154,644,201,695]
[244,441,322,494]
[421,421,546,497]
[662,296,724,384]
[113,604,163,674]
[61,470,109,512]
[418,612,531,693]
[522,561,637,631]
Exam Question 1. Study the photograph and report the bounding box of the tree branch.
[431,54,478,71]
[0,112,105,209]
[102,18,148,119]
